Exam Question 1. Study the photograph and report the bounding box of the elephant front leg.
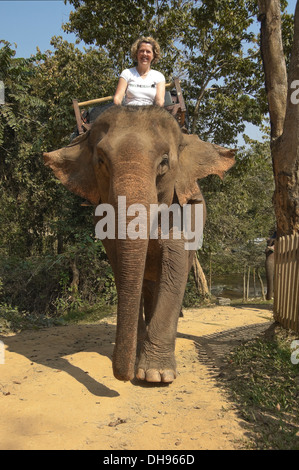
[136,240,189,383]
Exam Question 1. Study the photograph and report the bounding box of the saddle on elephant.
[72,77,188,136]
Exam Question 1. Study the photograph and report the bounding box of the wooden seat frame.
[72,77,186,135]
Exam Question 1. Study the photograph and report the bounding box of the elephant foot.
[136,367,176,383]
[136,344,177,383]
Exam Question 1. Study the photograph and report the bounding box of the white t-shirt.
[120,67,165,106]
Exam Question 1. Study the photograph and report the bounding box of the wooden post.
[72,99,84,134]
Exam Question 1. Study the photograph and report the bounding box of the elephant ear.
[43,132,101,205]
[175,134,236,206]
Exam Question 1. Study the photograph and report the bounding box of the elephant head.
[44,106,235,381]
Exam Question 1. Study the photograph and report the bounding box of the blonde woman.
[114,37,165,107]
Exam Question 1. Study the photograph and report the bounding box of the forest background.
[0,0,295,327]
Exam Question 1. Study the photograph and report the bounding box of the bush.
[0,239,117,318]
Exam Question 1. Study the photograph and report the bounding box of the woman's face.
[137,42,154,67]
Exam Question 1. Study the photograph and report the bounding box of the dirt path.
[0,305,274,450]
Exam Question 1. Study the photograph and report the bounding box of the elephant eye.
[161,154,169,165]
[157,154,169,176]
[97,149,105,165]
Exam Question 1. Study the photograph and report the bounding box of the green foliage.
[183,1,267,140]
[63,0,190,76]
[0,239,117,321]
[0,41,48,257]
[199,139,275,275]
[32,36,115,147]
[183,271,207,307]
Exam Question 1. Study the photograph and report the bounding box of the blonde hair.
[131,37,161,64]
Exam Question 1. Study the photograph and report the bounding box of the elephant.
[265,233,276,300]
[44,105,235,383]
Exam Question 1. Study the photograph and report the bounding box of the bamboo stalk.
[78,96,114,107]
[77,81,176,107]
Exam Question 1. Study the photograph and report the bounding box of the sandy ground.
[0,304,274,450]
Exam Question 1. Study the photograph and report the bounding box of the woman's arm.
[155,81,165,107]
[113,77,127,105]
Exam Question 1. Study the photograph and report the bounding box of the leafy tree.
[180,0,263,140]
[63,0,191,76]
[32,36,115,148]
[0,37,115,257]
[0,41,46,256]
[200,138,276,273]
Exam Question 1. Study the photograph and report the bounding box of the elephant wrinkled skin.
[44,106,235,383]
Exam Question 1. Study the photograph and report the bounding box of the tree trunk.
[246,266,250,301]
[253,267,256,298]
[257,268,266,301]
[192,254,210,298]
[243,265,246,302]
[70,257,79,294]
[209,251,212,292]
[258,0,299,236]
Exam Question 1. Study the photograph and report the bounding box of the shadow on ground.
[0,322,119,398]
[179,320,299,449]
[178,321,275,370]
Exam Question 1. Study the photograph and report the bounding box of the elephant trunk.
[111,171,154,381]
[112,238,149,381]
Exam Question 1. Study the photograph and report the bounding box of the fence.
[274,233,299,333]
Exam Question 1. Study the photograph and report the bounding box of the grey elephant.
[44,106,235,383]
